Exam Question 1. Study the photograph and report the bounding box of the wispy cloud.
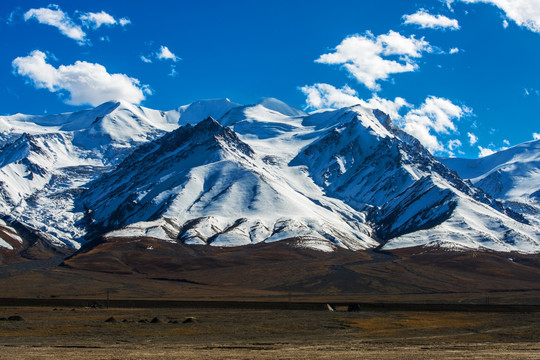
[403,9,460,30]
[79,11,130,29]
[12,50,150,106]
[119,18,131,26]
[315,31,432,91]
[448,139,463,151]
[24,5,87,44]
[140,46,181,76]
[6,7,22,25]
[169,65,178,78]
[140,55,153,64]
[468,132,478,145]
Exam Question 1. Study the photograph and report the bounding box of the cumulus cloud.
[450,47,460,54]
[301,83,362,109]
[300,83,470,155]
[360,94,410,120]
[403,9,460,30]
[300,83,409,119]
[79,11,128,29]
[24,5,87,44]
[12,50,150,106]
[534,132,540,140]
[315,31,432,91]
[157,46,179,62]
[398,96,470,153]
[468,132,478,145]
[451,0,540,33]
[478,146,496,157]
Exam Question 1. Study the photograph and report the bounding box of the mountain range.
[0,98,539,264]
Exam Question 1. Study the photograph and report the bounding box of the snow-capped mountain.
[81,117,375,251]
[0,98,538,255]
[442,140,540,228]
[0,99,243,248]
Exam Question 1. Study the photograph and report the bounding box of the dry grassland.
[1,306,539,359]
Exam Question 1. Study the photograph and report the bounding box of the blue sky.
[1,0,539,158]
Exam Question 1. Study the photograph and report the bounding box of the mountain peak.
[193,116,222,131]
[256,97,307,117]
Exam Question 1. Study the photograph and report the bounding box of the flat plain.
[1,305,539,359]
[2,241,540,359]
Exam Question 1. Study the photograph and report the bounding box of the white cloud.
[169,65,178,78]
[315,31,432,91]
[533,132,540,140]
[503,19,509,28]
[80,11,115,29]
[300,83,409,119]
[6,8,22,25]
[503,139,510,146]
[478,146,496,157]
[157,46,179,62]
[301,83,362,109]
[448,139,463,150]
[79,11,131,29]
[377,31,430,57]
[360,94,410,120]
[12,50,149,106]
[450,47,460,54]
[300,83,470,155]
[140,55,153,63]
[399,96,470,153]
[403,9,460,30]
[119,18,131,26]
[468,132,478,145]
[453,0,540,33]
[24,6,87,44]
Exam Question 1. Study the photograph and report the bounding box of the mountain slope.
[80,117,375,251]
[442,140,540,227]
[0,100,189,247]
[289,107,539,252]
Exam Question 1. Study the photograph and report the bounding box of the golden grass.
[342,312,489,338]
